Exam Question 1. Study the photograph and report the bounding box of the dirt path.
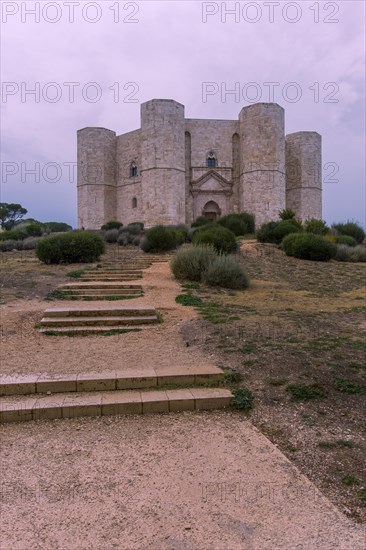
[1,255,365,548]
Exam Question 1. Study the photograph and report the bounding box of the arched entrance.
[202,200,221,221]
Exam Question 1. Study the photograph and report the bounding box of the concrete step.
[0,366,224,396]
[62,284,143,290]
[40,316,158,327]
[42,306,156,318]
[80,276,143,281]
[56,295,142,301]
[0,387,233,423]
[38,326,150,335]
[83,272,143,277]
[59,289,143,296]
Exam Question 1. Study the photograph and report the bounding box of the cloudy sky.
[1,0,365,227]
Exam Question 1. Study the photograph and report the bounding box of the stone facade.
[77,99,322,229]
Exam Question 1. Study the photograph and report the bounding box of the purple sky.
[1,0,365,227]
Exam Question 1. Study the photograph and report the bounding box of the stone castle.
[77,99,322,229]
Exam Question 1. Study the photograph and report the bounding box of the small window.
[130,161,138,177]
[207,152,217,168]
[132,197,137,209]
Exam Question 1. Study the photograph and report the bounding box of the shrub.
[218,213,248,236]
[101,220,123,231]
[238,212,255,233]
[25,223,44,237]
[335,244,366,263]
[44,221,72,233]
[279,208,296,220]
[335,235,357,247]
[127,222,144,233]
[0,228,27,241]
[257,220,302,244]
[22,237,38,250]
[232,387,253,410]
[192,225,237,254]
[333,221,365,244]
[36,231,105,264]
[140,225,177,253]
[117,233,129,246]
[0,239,18,252]
[304,218,329,235]
[203,255,250,289]
[282,233,336,261]
[174,229,187,245]
[132,235,141,246]
[104,229,119,243]
[171,245,217,281]
[191,216,212,228]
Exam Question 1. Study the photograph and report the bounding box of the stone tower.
[77,127,116,229]
[140,99,186,226]
[285,132,322,220]
[238,103,286,226]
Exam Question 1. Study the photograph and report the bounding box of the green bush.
[217,213,248,236]
[238,212,255,233]
[101,220,123,231]
[44,221,72,233]
[304,218,329,235]
[0,228,27,241]
[232,387,254,410]
[256,220,302,244]
[36,231,105,264]
[279,208,296,220]
[335,244,366,263]
[191,216,212,228]
[25,223,44,237]
[22,237,38,250]
[140,225,177,253]
[282,233,336,261]
[170,245,217,281]
[127,222,144,233]
[0,239,19,251]
[203,255,250,289]
[192,224,237,254]
[104,229,119,243]
[333,221,365,244]
[335,235,357,247]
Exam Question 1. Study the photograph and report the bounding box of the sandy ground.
[1,259,366,548]
[1,263,209,376]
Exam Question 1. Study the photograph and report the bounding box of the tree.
[0,203,28,230]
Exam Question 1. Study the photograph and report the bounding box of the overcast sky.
[1,0,365,227]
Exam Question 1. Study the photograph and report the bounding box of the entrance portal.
[202,200,221,221]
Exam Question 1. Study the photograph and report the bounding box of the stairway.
[56,283,143,301]
[38,306,160,334]
[0,366,233,423]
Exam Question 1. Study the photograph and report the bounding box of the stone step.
[40,316,158,327]
[84,271,143,276]
[38,326,151,335]
[57,295,142,301]
[42,306,156,317]
[59,288,143,295]
[62,284,143,290]
[0,388,233,423]
[0,366,224,396]
[80,275,143,281]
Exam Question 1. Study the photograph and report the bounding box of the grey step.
[59,289,143,296]
[62,284,143,290]
[42,306,156,317]
[0,387,233,423]
[0,365,225,396]
[40,315,158,327]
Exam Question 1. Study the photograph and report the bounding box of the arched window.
[132,197,137,209]
[130,161,138,177]
[207,151,217,168]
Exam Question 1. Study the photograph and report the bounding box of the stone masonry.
[77,99,322,229]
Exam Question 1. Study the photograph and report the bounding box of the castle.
[77,99,322,229]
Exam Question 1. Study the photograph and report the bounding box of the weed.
[287,383,326,401]
[358,489,366,503]
[232,387,254,411]
[269,378,288,386]
[175,294,203,306]
[66,269,85,278]
[342,475,360,486]
[335,379,366,395]
[224,369,242,384]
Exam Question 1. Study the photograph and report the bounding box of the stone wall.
[116,129,143,225]
[77,127,116,229]
[239,103,286,226]
[285,132,322,221]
